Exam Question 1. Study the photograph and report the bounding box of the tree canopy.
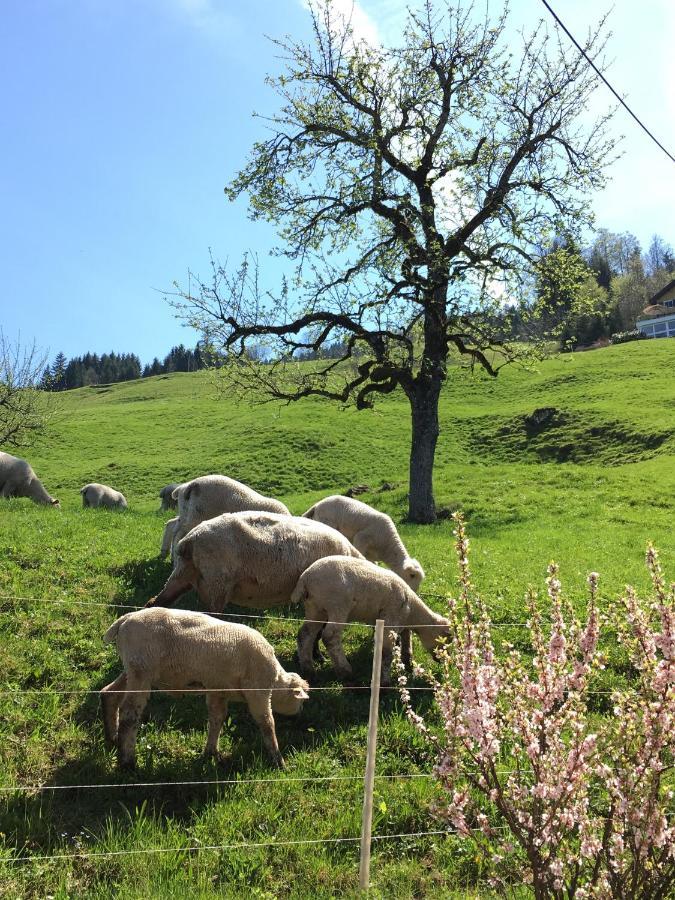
[174,0,620,521]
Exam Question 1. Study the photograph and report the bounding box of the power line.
[538,0,675,165]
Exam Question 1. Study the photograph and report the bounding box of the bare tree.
[173,0,619,522]
[0,332,53,448]
[644,234,675,277]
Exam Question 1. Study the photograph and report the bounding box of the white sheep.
[101,607,309,770]
[147,511,363,613]
[0,451,59,506]
[159,482,181,511]
[171,475,290,546]
[292,556,450,685]
[160,516,180,560]
[80,482,128,509]
[303,495,425,590]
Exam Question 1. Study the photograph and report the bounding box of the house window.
[664,299,675,308]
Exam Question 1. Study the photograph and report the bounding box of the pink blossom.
[396,518,675,897]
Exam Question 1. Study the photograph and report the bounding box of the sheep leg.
[297,621,324,676]
[243,690,284,769]
[100,672,128,745]
[321,623,352,680]
[312,626,326,663]
[145,568,193,608]
[116,675,150,771]
[400,628,414,670]
[159,518,178,560]
[204,692,229,758]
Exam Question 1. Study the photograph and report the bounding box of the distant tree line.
[40,344,213,391]
[140,344,213,379]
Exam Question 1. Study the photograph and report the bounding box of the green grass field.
[1,340,673,897]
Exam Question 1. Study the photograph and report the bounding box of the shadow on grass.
[1,633,437,858]
[108,556,170,605]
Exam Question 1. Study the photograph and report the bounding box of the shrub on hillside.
[396,514,674,898]
[610,330,649,345]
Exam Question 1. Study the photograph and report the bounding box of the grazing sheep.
[0,451,59,506]
[160,516,180,560]
[303,495,425,590]
[146,511,363,613]
[159,482,181,511]
[80,482,127,509]
[101,607,309,770]
[293,556,450,685]
[171,475,290,546]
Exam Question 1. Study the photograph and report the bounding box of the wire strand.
[0,595,374,629]
[0,593,532,628]
[0,772,434,794]
[0,685,438,696]
[2,830,456,864]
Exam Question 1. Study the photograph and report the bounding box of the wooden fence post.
[359,618,385,891]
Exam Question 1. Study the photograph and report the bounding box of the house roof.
[648,279,675,304]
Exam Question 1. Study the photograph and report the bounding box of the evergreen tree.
[50,352,68,391]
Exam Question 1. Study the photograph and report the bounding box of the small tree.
[396,516,675,897]
[0,332,53,448]
[174,0,619,521]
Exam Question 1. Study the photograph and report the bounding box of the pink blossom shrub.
[395,514,675,898]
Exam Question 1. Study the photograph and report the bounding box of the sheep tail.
[291,577,309,606]
[303,504,316,520]
[172,481,196,503]
[103,613,132,644]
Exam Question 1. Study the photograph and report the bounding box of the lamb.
[0,451,59,506]
[160,516,180,560]
[146,511,363,613]
[303,495,425,590]
[293,556,450,686]
[101,607,309,770]
[80,482,128,509]
[159,482,181,511]
[171,475,291,547]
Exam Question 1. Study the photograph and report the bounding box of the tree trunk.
[407,380,441,524]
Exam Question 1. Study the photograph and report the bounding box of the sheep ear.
[289,676,310,700]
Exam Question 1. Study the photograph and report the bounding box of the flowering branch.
[396,514,674,898]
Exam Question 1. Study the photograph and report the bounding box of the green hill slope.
[21,338,675,597]
[0,339,673,897]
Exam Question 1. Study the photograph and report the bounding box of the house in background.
[636,279,675,338]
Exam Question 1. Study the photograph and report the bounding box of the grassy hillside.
[1,340,673,897]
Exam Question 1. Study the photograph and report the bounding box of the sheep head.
[418,617,451,653]
[271,671,310,716]
[402,558,425,590]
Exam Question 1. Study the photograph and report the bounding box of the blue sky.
[2,0,674,365]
